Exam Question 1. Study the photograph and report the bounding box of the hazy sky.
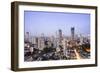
[24,11,90,36]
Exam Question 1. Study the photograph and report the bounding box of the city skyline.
[24,11,90,36]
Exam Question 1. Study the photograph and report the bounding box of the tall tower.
[58,29,63,45]
[71,27,75,40]
[25,32,29,42]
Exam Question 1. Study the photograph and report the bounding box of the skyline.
[24,11,90,36]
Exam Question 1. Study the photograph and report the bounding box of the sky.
[24,11,90,36]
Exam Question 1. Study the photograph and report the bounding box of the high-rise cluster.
[24,27,90,61]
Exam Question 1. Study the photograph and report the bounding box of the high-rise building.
[32,37,38,48]
[38,37,45,50]
[71,27,75,40]
[25,32,30,42]
[58,29,63,45]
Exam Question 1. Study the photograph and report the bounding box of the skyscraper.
[25,32,30,42]
[58,29,63,45]
[71,27,75,40]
